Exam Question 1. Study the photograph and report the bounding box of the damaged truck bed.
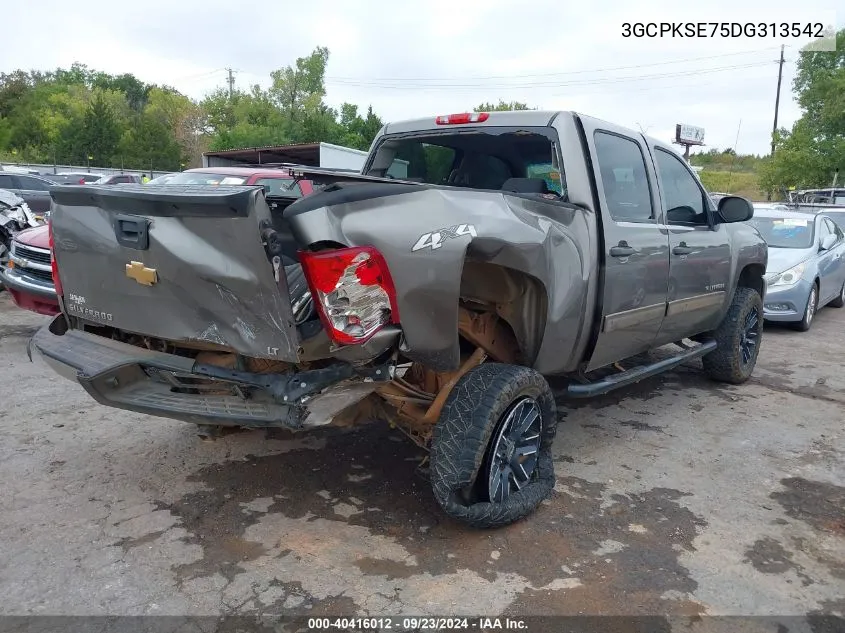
[30,109,767,528]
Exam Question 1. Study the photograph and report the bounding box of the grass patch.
[699,170,764,201]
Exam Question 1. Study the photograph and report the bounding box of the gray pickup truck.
[30,110,767,528]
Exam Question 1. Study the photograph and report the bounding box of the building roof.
[203,142,322,166]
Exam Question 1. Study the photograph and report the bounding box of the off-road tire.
[791,283,818,332]
[429,363,557,529]
[829,281,845,308]
[702,287,763,384]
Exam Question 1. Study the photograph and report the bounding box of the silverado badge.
[126,261,158,286]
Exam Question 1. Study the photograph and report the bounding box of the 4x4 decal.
[412,224,477,252]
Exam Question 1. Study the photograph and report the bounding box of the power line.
[326,61,775,91]
[324,46,783,82]
[170,68,226,83]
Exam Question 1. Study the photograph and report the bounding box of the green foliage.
[0,48,386,171]
[204,47,385,153]
[475,100,533,111]
[689,148,765,173]
[762,29,845,192]
[697,170,763,200]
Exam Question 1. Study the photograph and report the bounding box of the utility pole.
[767,45,785,201]
[770,45,785,157]
[226,68,235,99]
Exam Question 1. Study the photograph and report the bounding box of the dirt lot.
[1,291,843,625]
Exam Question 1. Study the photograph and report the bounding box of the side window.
[654,148,708,225]
[593,131,654,222]
[824,218,842,241]
[818,219,832,246]
[19,176,49,190]
[818,219,831,237]
[0,174,16,188]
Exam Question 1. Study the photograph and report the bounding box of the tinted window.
[18,176,51,191]
[748,217,815,249]
[368,128,563,194]
[654,148,707,224]
[255,178,302,198]
[0,174,16,188]
[385,141,456,183]
[594,132,654,222]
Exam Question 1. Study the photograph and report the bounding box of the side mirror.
[717,195,754,223]
[820,234,837,251]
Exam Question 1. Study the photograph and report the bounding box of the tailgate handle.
[113,214,150,250]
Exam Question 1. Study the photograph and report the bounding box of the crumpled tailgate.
[49,184,300,362]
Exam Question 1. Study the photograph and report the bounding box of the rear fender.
[287,186,593,373]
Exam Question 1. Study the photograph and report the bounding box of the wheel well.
[737,263,765,298]
[458,261,548,365]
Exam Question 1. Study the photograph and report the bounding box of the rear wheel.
[702,287,763,384]
[430,363,557,529]
[791,283,818,332]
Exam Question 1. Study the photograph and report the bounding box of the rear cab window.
[365,126,566,199]
[593,131,654,222]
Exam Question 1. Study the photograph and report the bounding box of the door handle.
[610,244,636,258]
[113,214,150,250]
[673,245,694,256]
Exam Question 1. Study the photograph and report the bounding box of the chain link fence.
[0,161,174,179]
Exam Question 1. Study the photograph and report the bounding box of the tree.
[270,46,330,124]
[204,47,384,152]
[0,54,386,169]
[761,29,845,193]
[79,90,120,165]
[475,100,533,111]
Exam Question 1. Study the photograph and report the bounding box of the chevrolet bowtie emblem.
[126,261,158,286]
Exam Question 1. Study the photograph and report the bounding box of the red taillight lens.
[48,219,64,296]
[299,246,399,345]
[435,112,489,125]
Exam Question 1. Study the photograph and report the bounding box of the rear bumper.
[29,316,389,429]
[1,266,59,315]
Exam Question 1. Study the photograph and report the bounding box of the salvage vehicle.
[1,189,43,286]
[748,207,845,331]
[1,223,60,316]
[30,110,767,528]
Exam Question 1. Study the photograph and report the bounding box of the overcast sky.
[5,0,841,156]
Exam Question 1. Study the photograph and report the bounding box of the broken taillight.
[435,112,489,125]
[48,218,64,297]
[299,246,399,345]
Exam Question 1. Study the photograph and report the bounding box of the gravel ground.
[0,291,843,629]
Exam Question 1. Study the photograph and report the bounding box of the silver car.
[749,207,845,330]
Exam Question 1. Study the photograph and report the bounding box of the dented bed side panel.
[288,187,595,374]
[49,184,301,362]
